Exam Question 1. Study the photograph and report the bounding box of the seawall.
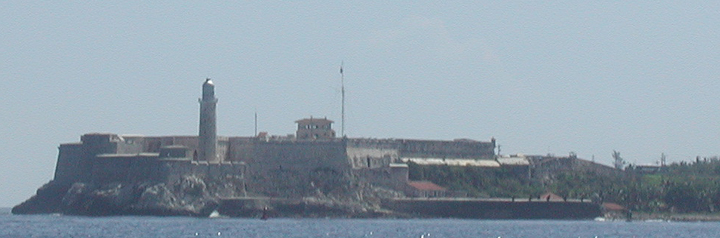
[217,197,391,218]
[383,198,601,219]
[214,197,601,219]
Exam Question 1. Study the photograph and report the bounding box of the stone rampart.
[141,136,229,161]
[92,154,166,184]
[226,137,255,162]
[345,138,496,169]
[53,143,84,185]
[346,139,400,169]
[243,140,351,197]
[399,139,495,159]
[383,198,600,219]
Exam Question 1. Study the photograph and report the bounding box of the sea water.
[2,208,719,238]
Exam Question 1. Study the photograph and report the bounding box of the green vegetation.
[408,157,720,213]
[408,162,542,198]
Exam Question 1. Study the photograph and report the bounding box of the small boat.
[260,206,269,220]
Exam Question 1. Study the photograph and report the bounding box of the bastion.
[13,79,503,217]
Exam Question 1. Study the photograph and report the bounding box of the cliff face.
[12,181,68,214]
[13,176,224,216]
[13,173,398,218]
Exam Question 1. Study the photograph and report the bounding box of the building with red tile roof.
[406,181,447,197]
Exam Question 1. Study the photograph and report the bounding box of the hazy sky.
[2,2,719,207]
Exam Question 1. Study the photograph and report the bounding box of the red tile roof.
[602,203,626,211]
[407,181,446,191]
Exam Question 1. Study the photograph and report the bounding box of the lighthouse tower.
[198,78,218,162]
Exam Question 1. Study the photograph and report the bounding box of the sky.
[1,1,719,207]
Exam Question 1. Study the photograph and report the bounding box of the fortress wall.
[191,162,246,198]
[216,139,229,162]
[252,140,349,171]
[141,136,230,161]
[142,136,198,153]
[204,163,244,180]
[88,156,246,197]
[188,162,244,179]
[53,143,84,185]
[141,137,161,152]
[78,133,143,154]
[346,139,400,169]
[52,133,245,193]
[245,140,350,197]
[399,139,495,159]
[160,160,235,183]
[346,147,398,168]
[116,141,143,154]
[52,134,135,185]
[127,158,171,183]
[91,155,167,184]
[91,156,130,184]
[347,138,401,150]
[160,160,192,183]
[169,136,200,150]
[226,137,255,162]
[81,134,121,155]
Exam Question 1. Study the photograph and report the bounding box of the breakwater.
[217,197,391,218]
[216,197,600,219]
[382,198,601,219]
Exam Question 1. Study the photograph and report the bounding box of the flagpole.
[340,61,345,138]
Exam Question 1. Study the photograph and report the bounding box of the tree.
[613,150,625,170]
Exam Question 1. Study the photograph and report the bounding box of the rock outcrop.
[12,174,403,218]
[11,181,68,215]
[13,175,222,217]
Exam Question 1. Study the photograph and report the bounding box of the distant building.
[497,154,530,166]
[295,117,336,140]
[497,154,531,179]
[633,164,662,174]
[401,158,500,167]
[526,154,620,182]
[406,181,447,198]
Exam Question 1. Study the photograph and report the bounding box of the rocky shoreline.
[13,179,602,219]
[12,180,218,217]
[13,178,720,221]
[13,179,599,219]
[11,177,403,218]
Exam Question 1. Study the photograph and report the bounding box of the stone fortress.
[56,78,495,192]
[14,78,604,218]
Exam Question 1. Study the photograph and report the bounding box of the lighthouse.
[198,78,218,162]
